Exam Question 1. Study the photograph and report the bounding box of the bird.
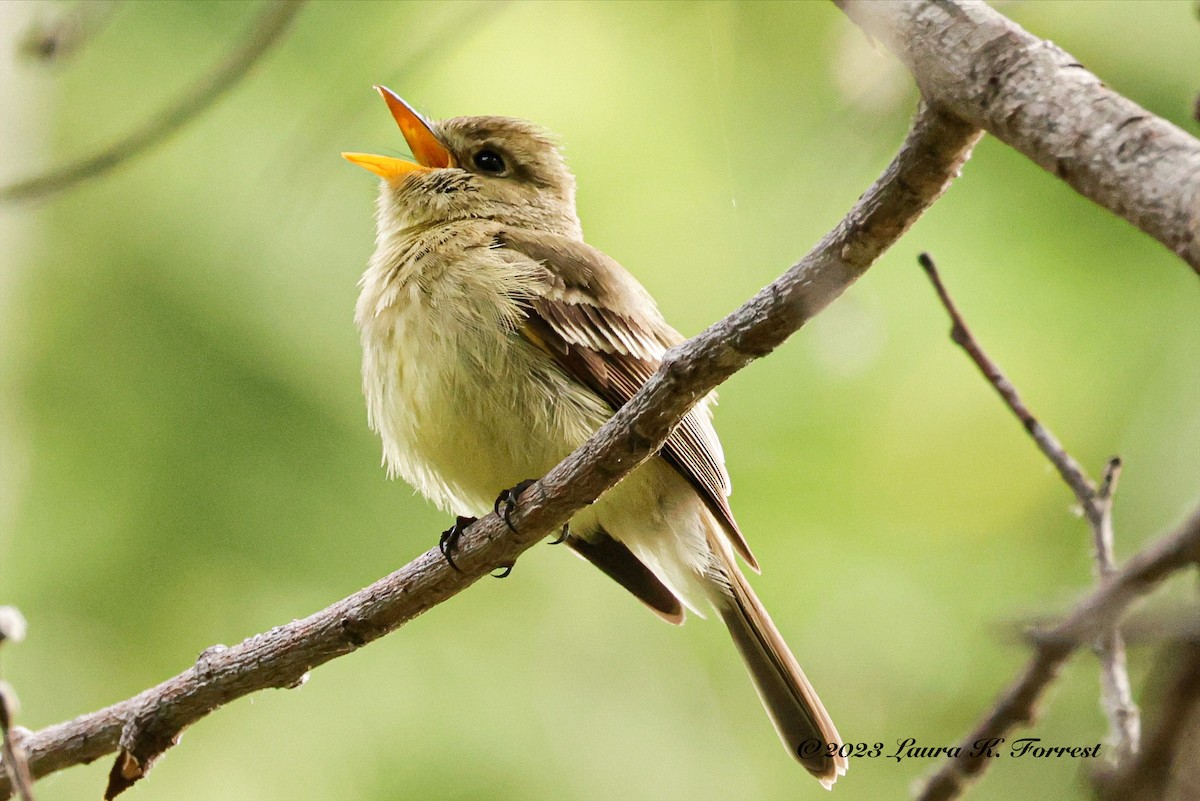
[343,86,847,788]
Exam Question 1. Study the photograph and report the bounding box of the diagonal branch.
[915,503,1200,801]
[0,104,983,799]
[917,253,1100,506]
[838,0,1200,275]
[919,253,1140,763]
[0,0,305,203]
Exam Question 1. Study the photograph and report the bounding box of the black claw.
[491,563,515,579]
[438,515,476,572]
[493,479,537,534]
[548,523,569,545]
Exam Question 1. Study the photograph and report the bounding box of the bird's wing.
[495,226,759,572]
[566,528,684,625]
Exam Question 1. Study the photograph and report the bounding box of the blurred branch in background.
[17,0,120,63]
[0,608,33,801]
[914,504,1200,801]
[919,252,1140,765]
[1098,640,1200,801]
[838,0,1200,275]
[0,0,305,203]
[0,101,983,800]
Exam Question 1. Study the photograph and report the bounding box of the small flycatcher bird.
[344,86,846,788]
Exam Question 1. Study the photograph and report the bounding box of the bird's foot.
[438,515,477,572]
[548,523,569,545]
[491,562,515,579]
[493,478,537,533]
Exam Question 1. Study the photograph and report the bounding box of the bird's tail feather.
[706,530,848,788]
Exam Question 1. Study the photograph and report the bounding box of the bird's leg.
[438,515,476,571]
[548,523,569,545]
[493,478,537,533]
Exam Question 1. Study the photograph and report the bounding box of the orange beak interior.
[342,86,453,180]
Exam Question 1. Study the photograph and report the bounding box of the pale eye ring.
[472,148,507,175]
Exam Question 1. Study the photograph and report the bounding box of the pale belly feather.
[358,244,718,611]
[361,277,610,517]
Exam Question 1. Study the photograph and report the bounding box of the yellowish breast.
[356,224,610,516]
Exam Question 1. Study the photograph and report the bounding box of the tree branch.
[0,0,305,203]
[0,693,33,801]
[0,609,33,801]
[0,104,982,799]
[915,504,1200,801]
[1092,463,1141,765]
[918,253,1140,763]
[1098,640,1200,800]
[838,0,1200,275]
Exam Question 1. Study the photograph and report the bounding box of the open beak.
[342,86,453,180]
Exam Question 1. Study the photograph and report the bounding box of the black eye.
[472,149,506,174]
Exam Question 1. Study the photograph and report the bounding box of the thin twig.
[0,105,984,800]
[1098,641,1200,800]
[1094,605,1200,646]
[916,253,1098,506]
[1002,603,1200,648]
[914,255,1172,798]
[0,691,34,801]
[916,504,1200,801]
[1092,459,1140,764]
[0,608,34,801]
[918,253,1141,768]
[0,0,305,203]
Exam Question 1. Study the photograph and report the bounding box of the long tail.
[706,530,848,788]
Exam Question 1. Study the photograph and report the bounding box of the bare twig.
[0,0,305,203]
[0,104,983,800]
[1092,460,1140,764]
[838,0,1200,275]
[1003,604,1200,648]
[0,688,34,801]
[918,253,1140,768]
[916,253,1099,506]
[1095,606,1200,647]
[1098,641,1200,801]
[0,608,34,801]
[915,505,1200,801]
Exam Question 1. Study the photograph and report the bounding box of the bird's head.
[343,86,582,240]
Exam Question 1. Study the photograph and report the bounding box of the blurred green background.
[1,1,1197,799]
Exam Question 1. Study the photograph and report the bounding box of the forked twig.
[916,504,1200,801]
[915,253,1141,797]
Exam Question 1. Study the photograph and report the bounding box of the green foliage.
[1,2,1196,799]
